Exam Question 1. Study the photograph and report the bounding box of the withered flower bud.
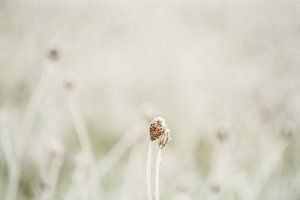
[149,117,167,141]
[149,116,171,149]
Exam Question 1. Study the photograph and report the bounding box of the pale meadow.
[0,2,300,200]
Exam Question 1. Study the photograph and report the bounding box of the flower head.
[149,116,171,148]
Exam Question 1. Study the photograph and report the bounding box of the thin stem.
[146,142,153,200]
[18,64,52,158]
[39,153,64,200]
[154,148,161,200]
[4,64,53,200]
[66,88,102,200]
[67,91,93,156]
[97,118,144,178]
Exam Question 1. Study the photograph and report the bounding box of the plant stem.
[146,141,153,200]
[154,148,161,200]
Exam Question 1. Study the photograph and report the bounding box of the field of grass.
[1,2,300,200]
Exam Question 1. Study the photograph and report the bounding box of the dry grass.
[1,2,300,200]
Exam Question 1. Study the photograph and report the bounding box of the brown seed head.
[149,117,166,141]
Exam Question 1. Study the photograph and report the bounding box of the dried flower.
[149,117,166,141]
[147,117,171,200]
[149,117,171,148]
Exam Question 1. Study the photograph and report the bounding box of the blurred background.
[1,1,300,200]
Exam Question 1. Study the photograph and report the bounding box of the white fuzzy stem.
[39,154,64,200]
[67,92,93,156]
[154,148,161,200]
[146,142,153,200]
[66,88,102,200]
[18,64,53,158]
